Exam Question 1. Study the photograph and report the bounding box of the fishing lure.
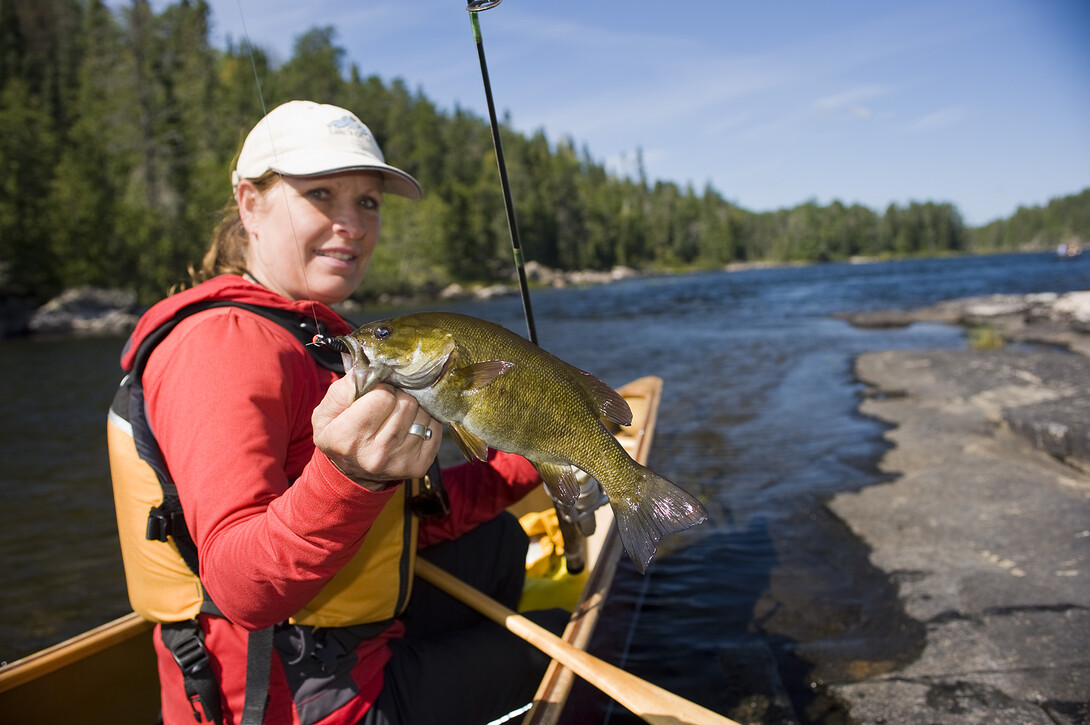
[310,334,350,353]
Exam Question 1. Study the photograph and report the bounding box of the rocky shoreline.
[17,287,146,338]
[823,292,1090,723]
[0,262,643,339]
[838,290,1090,356]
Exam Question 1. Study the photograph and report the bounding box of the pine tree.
[0,79,58,296]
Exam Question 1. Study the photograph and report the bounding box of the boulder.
[29,287,143,336]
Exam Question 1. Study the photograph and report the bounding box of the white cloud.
[812,85,889,121]
[910,105,970,132]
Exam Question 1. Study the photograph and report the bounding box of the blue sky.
[181,0,1087,226]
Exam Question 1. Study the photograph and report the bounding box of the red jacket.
[127,276,540,724]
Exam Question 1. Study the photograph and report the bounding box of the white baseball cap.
[232,100,422,199]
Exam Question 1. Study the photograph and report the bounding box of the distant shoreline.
[4,250,1083,340]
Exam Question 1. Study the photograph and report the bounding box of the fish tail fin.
[611,467,707,574]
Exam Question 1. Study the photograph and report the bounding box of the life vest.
[107,300,422,626]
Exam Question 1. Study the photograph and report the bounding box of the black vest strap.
[161,620,223,724]
[160,620,273,725]
[241,626,275,725]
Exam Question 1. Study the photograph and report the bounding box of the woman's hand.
[312,374,442,490]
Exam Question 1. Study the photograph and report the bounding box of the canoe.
[0,375,663,725]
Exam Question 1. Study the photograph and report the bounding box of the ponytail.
[187,171,280,285]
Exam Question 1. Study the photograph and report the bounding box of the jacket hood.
[120,275,352,371]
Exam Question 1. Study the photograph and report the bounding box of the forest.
[2,0,1088,305]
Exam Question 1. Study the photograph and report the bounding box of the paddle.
[414,559,741,725]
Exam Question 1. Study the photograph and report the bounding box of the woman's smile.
[314,247,362,267]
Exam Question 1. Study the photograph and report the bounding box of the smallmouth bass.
[338,312,707,573]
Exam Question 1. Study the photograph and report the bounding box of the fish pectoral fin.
[455,360,514,390]
[575,369,633,426]
[532,462,581,507]
[448,423,490,461]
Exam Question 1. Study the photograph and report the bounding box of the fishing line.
[603,565,654,725]
[233,0,324,334]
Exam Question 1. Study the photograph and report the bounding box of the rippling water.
[2,252,1087,718]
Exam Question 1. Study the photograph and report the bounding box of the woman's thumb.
[313,373,358,432]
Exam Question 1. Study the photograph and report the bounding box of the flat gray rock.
[826,346,1090,723]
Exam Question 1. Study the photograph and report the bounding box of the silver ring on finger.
[408,422,433,440]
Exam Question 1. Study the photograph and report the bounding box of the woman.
[109,100,563,725]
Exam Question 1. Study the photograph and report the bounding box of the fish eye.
[374,326,391,340]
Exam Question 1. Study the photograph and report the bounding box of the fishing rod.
[464,0,601,576]
[465,0,538,346]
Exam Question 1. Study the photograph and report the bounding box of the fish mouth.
[336,334,367,371]
[335,334,390,399]
[335,333,454,398]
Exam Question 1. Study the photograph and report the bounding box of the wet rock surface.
[827,296,1090,723]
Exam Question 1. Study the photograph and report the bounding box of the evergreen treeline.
[2,0,1087,304]
[971,189,1090,252]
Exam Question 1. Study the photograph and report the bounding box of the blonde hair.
[188,171,280,285]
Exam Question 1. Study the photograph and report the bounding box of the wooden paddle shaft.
[413,559,739,725]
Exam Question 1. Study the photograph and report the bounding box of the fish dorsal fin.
[532,462,581,507]
[448,423,489,462]
[575,370,632,426]
[453,360,514,390]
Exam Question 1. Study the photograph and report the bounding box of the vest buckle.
[170,632,211,677]
[146,506,187,542]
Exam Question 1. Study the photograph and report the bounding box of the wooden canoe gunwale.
[0,612,159,723]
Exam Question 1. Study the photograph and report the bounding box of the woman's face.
[238,170,383,304]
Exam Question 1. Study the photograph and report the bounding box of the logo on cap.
[328,115,370,139]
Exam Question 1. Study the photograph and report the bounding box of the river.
[2,252,1087,720]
